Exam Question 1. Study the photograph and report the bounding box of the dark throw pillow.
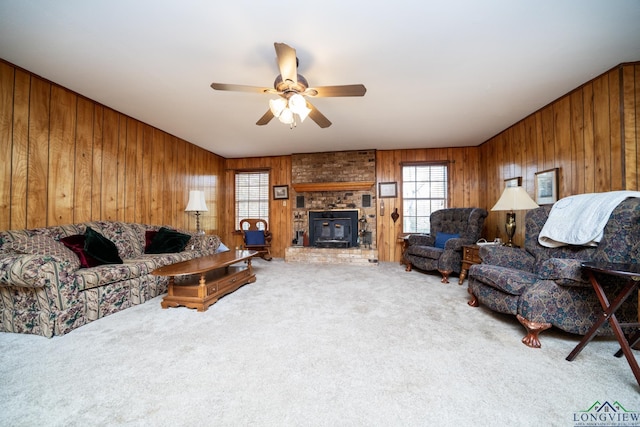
[144,230,159,252]
[434,232,460,249]
[60,234,101,268]
[244,230,265,245]
[145,227,191,254]
[84,227,123,265]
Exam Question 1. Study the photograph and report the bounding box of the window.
[402,164,448,234]
[235,171,269,229]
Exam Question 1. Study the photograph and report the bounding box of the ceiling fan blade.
[306,84,367,97]
[306,100,332,128]
[256,109,274,126]
[211,83,276,94]
[274,42,298,84]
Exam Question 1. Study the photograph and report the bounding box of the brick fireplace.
[285,150,379,264]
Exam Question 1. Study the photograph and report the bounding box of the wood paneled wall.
[3,58,637,264]
[222,156,292,258]
[0,60,224,234]
[479,62,640,247]
[375,147,482,262]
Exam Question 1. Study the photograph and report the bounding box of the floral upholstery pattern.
[0,221,222,337]
[468,197,640,344]
[404,208,488,281]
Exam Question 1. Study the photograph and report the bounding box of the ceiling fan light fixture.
[278,107,294,125]
[297,105,311,123]
[288,93,306,113]
[269,98,287,117]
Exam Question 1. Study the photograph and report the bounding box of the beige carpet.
[0,259,638,426]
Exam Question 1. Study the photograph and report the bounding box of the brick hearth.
[285,246,379,266]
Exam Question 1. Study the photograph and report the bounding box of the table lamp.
[185,190,208,235]
[491,186,539,247]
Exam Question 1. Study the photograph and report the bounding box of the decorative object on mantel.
[185,190,208,235]
[391,208,400,223]
[491,186,538,247]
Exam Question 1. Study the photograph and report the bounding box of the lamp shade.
[491,187,539,211]
[185,190,208,212]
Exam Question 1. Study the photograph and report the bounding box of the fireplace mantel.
[292,181,375,193]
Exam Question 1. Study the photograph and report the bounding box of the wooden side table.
[566,262,640,388]
[459,244,481,284]
[397,234,410,268]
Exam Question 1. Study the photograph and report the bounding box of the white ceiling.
[1,1,639,159]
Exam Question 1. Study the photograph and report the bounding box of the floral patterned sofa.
[467,197,640,348]
[0,221,221,337]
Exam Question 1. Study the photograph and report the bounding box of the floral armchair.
[467,197,640,348]
[403,208,488,283]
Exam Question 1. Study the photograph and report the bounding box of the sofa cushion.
[8,235,81,270]
[435,232,459,249]
[84,227,123,265]
[469,264,539,295]
[145,227,191,254]
[60,235,101,268]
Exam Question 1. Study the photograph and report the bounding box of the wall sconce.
[379,199,385,216]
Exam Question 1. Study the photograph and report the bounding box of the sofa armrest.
[538,258,590,287]
[407,234,434,247]
[479,245,536,272]
[0,253,76,289]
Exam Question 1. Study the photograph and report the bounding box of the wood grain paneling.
[3,59,638,265]
[479,62,640,247]
[48,86,76,225]
[1,60,223,237]
[0,62,14,231]
[223,156,291,258]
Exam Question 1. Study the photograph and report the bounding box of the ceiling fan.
[210,42,366,128]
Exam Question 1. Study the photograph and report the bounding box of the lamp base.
[504,211,516,247]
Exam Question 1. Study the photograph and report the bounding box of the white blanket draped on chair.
[538,191,640,248]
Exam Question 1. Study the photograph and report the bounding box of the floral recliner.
[467,197,640,348]
[404,208,488,283]
[0,221,221,337]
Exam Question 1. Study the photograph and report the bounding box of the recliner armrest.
[538,258,590,287]
[407,234,434,247]
[479,245,536,272]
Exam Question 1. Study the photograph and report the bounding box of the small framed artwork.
[534,168,559,205]
[379,182,397,198]
[273,185,289,200]
[504,177,522,188]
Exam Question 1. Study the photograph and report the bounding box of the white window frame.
[402,163,449,234]
[235,171,270,230]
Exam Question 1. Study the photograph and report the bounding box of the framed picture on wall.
[534,168,559,205]
[504,177,522,188]
[379,182,397,198]
[273,185,289,200]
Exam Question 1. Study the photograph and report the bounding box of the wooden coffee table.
[152,249,258,312]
